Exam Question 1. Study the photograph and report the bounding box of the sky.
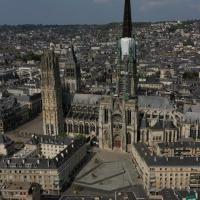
[0,0,200,25]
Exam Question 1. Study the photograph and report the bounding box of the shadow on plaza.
[61,149,96,194]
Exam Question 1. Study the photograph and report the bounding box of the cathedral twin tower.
[41,0,138,152]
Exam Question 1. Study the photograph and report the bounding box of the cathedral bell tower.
[63,46,81,94]
[41,50,64,136]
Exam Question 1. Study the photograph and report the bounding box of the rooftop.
[27,134,73,146]
[134,143,200,167]
[0,137,86,170]
[138,95,174,110]
[157,140,200,149]
[71,93,102,106]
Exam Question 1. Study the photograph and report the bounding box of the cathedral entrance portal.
[112,113,123,151]
[114,135,121,150]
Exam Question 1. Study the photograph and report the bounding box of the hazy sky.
[0,0,200,25]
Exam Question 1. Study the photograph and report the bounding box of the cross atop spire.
[122,0,132,38]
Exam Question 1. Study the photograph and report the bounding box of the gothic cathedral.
[99,0,138,152]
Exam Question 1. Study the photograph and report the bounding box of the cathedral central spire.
[122,0,132,38]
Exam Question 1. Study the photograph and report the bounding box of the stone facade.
[0,96,29,134]
[1,182,41,200]
[133,143,200,195]
[0,137,87,195]
[41,50,64,136]
[99,96,138,152]
[61,46,81,94]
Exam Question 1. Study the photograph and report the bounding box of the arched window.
[46,124,50,134]
[80,124,84,134]
[127,110,132,125]
[104,109,108,123]
[68,124,73,132]
[169,131,172,142]
[90,124,96,132]
[74,124,78,133]
[127,132,131,144]
[104,131,109,141]
[50,124,54,135]
[85,123,89,134]
[190,125,196,138]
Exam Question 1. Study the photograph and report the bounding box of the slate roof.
[184,112,200,123]
[0,96,20,119]
[0,134,12,145]
[134,143,200,167]
[0,138,86,170]
[69,94,174,112]
[71,94,102,105]
[27,134,72,146]
[184,104,200,113]
[140,117,149,129]
[151,120,176,130]
[138,95,174,110]
[157,140,200,149]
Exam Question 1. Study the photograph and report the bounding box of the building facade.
[1,182,41,200]
[0,96,29,134]
[0,137,87,194]
[133,143,200,195]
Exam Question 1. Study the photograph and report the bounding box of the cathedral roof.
[150,120,176,130]
[140,117,149,129]
[164,120,177,129]
[71,93,102,106]
[184,112,200,123]
[138,96,174,110]
[184,104,200,113]
[151,120,164,130]
[69,95,176,115]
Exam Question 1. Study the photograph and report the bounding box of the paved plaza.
[74,148,141,192]
[6,114,43,143]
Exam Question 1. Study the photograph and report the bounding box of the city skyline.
[0,0,200,25]
[1,0,200,199]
